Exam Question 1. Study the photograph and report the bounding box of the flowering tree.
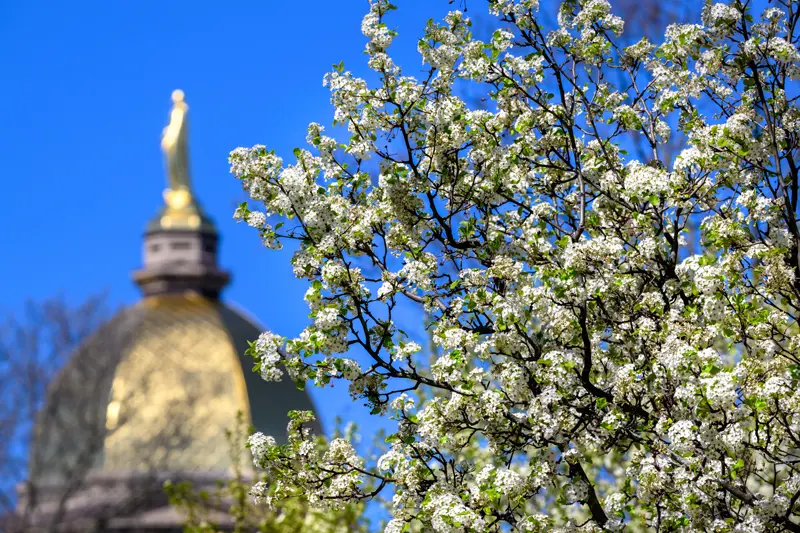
[230,0,800,530]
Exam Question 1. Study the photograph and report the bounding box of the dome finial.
[171,88,185,104]
[161,89,193,212]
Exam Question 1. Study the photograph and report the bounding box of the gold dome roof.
[30,91,320,486]
[103,293,252,472]
[30,293,320,483]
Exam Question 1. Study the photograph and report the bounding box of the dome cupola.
[132,89,229,300]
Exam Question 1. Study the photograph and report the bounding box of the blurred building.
[14,91,318,532]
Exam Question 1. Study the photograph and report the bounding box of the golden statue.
[161,89,193,210]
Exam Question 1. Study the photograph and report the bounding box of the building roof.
[29,293,320,485]
[27,90,321,493]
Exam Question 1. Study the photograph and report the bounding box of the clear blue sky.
[0,0,455,434]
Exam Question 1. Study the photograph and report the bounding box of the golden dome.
[30,293,320,483]
[29,91,320,486]
[20,92,320,533]
[103,293,251,472]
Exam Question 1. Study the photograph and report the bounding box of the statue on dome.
[161,89,193,209]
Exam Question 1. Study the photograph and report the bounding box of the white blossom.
[229,1,800,531]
